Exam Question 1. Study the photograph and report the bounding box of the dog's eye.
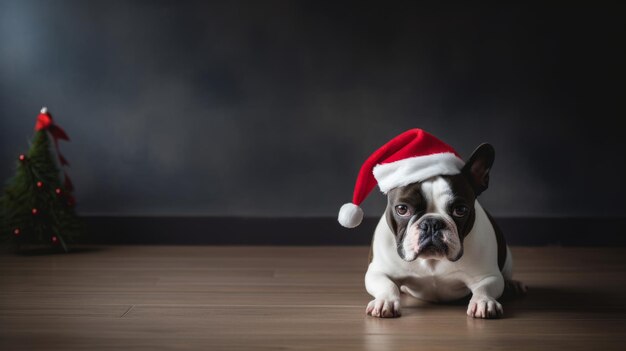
[395,205,410,216]
[453,205,469,218]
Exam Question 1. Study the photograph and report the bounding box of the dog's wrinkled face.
[386,175,476,262]
[385,143,495,262]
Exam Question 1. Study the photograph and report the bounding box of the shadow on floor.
[387,284,626,320]
[504,285,626,317]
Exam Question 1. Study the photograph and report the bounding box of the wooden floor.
[1,246,625,350]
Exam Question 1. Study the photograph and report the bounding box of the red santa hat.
[338,128,465,228]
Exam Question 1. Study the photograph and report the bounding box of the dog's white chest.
[397,261,471,302]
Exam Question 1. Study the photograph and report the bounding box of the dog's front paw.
[467,296,503,319]
[366,298,401,318]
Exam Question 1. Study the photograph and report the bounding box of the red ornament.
[18,154,26,161]
[55,188,62,195]
[31,208,38,215]
[36,181,43,188]
[35,107,71,166]
[51,235,59,244]
[13,228,21,236]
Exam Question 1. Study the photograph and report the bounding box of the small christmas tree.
[0,107,80,252]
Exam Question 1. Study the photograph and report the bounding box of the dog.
[338,129,525,319]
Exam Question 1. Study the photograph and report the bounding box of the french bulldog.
[364,144,526,319]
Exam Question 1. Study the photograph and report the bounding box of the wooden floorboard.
[1,246,625,350]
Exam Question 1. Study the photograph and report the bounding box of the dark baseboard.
[78,216,626,246]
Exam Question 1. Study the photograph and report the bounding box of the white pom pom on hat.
[338,128,465,228]
[338,202,364,228]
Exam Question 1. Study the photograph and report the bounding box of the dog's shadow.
[501,285,626,318]
[395,285,626,319]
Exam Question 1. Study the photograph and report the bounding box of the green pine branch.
[1,130,80,252]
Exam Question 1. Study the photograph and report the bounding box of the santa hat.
[338,128,465,228]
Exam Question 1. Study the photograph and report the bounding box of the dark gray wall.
[1,0,624,217]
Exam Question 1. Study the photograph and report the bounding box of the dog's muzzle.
[416,216,449,256]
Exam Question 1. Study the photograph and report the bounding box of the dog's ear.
[462,143,495,197]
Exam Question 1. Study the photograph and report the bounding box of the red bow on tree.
[35,107,74,191]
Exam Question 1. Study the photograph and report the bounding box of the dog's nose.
[418,218,445,233]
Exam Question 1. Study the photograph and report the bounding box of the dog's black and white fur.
[365,144,526,319]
